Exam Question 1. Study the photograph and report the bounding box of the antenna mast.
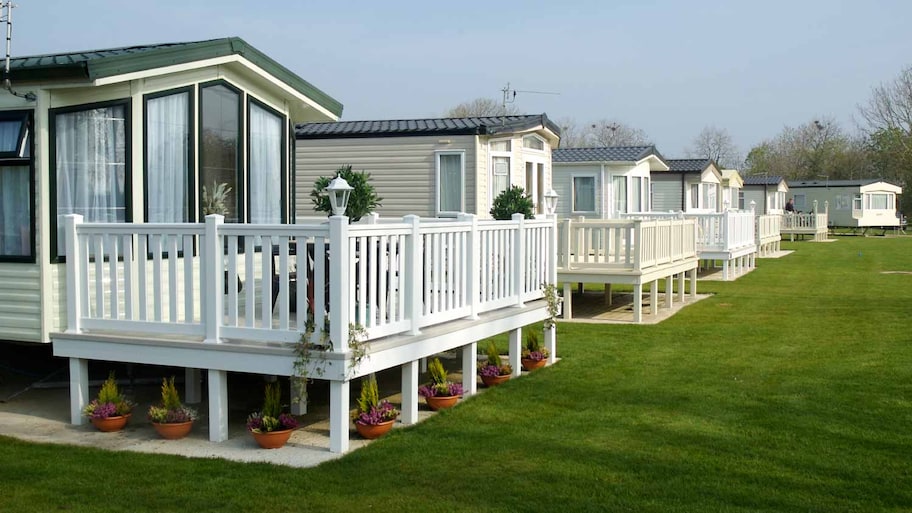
[2,2,35,102]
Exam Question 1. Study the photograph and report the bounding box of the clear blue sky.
[16,0,912,158]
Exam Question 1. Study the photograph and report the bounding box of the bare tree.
[444,98,519,117]
[556,118,651,148]
[686,126,742,168]
[858,64,912,137]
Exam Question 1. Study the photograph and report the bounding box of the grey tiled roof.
[295,114,561,139]
[8,38,343,117]
[552,146,663,163]
[665,158,714,172]
[789,179,882,188]
[742,175,786,186]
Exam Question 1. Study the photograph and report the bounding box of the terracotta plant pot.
[425,394,459,411]
[90,413,131,432]
[250,429,294,449]
[355,419,395,439]
[152,421,194,440]
[521,358,547,371]
[481,373,511,387]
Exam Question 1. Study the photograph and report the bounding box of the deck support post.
[401,360,419,424]
[329,380,350,453]
[650,280,659,315]
[677,272,685,302]
[68,357,88,425]
[462,342,477,395]
[633,283,643,323]
[185,368,201,404]
[722,260,730,280]
[544,324,556,364]
[207,369,228,442]
[665,276,673,310]
[689,268,698,299]
[562,282,573,319]
[508,328,521,377]
[290,378,307,415]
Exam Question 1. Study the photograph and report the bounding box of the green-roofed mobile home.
[0,37,341,343]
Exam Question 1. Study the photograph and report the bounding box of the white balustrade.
[62,214,556,350]
[557,218,697,271]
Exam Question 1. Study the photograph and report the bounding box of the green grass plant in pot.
[418,358,463,411]
[82,372,135,432]
[246,382,299,449]
[521,330,549,371]
[147,376,198,440]
[478,340,512,387]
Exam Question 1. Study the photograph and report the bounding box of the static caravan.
[651,159,723,213]
[788,179,903,229]
[551,145,669,219]
[742,175,789,214]
[294,115,561,219]
[720,169,744,210]
[0,37,341,343]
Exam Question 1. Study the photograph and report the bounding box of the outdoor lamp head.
[544,189,559,214]
[327,175,353,216]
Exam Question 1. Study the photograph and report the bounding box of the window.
[573,176,596,212]
[631,176,641,212]
[437,151,464,216]
[794,193,806,212]
[524,161,544,212]
[690,183,700,210]
[852,194,862,211]
[490,139,511,206]
[248,100,285,224]
[703,183,717,211]
[200,83,241,222]
[643,177,651,212]
[0,110,33,261]
[52,102,129,258]
[613,176,627,214]
[523,135,544,150]
[738,190,745,210]
[867,193,891,210]
[145,89,191,223]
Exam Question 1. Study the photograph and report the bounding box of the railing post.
[458,213,480,319]
[548,214,558,284]
[329,215,350,353]
[403,215,422,335]
[203,214,223,344]
[512,213,525,307]
[561,218,572,269]
[633,220,643,272]
[64,214,83,333]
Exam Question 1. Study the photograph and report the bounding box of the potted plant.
[147,376,198,440]
[478,341,512,387]
[353,373,399,439]
[521,330,550,371]
[246,382,299,449]
[82,372,135,432]
[310,165,382,222]
[418,357,464,411]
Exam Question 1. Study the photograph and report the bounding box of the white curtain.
[146,93,189,223]
[248,103,282,224]
[56,106,126,254]
[631,177,642,212]
[613,176,627,214]
[0,165,29,256]
[492,156,509,200]
[573,176,595,212]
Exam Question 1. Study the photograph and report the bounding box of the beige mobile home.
[742,175,789,214]
[0,37,341,343]
[551,146,669,219]
[651,159,723,213]
[788,179,903,229]
[294,115,561,219]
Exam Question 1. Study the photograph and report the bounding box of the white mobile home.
[720,169,744,210]
[788,179,903,229]
[551,145,669,219]
[294,116,561,219]
[0,37,342,343]
[741,175,788,214]
[651,159,723,213]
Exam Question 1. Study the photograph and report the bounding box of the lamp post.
[326,174,353,216]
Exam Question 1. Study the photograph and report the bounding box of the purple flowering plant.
[147,376,198,424]
[478,341,512,377]
[418,357,464,398]
[81,372,134,419]
[354,374,399,426]
[521,331,550,362]
[246,382,299,433]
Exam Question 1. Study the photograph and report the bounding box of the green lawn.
[3,237,911,512]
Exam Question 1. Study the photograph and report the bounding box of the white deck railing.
[781,212,827,231]
[756,214,781,246]
[557,217,697,272]
[63,213,556,350]
[620,211,755,253]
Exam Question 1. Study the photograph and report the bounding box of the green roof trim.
[8,37,342,117]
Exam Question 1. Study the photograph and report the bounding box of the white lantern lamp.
[326,174,353,216]
[543,189,559,215]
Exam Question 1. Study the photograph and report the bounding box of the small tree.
[310,165,382,222]
[490,185,535,220]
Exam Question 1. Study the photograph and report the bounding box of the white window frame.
[571,173,598,214]
[612,175,628,216]
[689,183,701,210]
[489,139,511,210]
[522,134,546,151]
[436,150,465,217]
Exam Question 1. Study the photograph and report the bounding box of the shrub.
[490,185,535,220]
[311,165,382,222]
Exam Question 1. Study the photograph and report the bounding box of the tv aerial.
[501,82,559,110]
